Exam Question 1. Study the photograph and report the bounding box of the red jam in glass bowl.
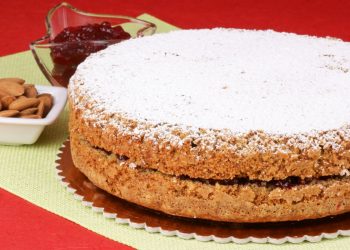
[51,22,131,65]
[50,22,131,86]
[30,2,156,87]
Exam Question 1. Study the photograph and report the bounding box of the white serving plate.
[0,85,67,145]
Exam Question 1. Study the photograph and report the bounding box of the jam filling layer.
[92,144,347,189]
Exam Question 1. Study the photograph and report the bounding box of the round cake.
[68,28,350,223]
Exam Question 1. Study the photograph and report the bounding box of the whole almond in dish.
[0,79,24,96]
[0,78,25,85]
[23,84,38,98]
[37,93,53,116]
[0,78,53,118]
[0,110,19,117]
[19,107,38,116]
[1,95,16,109]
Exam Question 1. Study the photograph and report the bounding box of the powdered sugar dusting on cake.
[69,28,350,153]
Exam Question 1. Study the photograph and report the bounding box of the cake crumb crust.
[70,132,350,223]
[69,103,350,182]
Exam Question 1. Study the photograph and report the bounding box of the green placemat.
[0,13,349,250]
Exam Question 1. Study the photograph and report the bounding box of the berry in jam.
[50,22,131,86]
[272,176,301,188]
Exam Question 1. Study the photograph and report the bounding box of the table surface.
[1,0,350,249]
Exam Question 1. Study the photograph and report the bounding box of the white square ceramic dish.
[0,85,67,145]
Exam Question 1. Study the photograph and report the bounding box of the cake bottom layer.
[70,132,350,223]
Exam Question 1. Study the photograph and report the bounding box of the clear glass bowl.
[30,2,156,87]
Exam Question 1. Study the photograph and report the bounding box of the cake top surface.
[71,28,350,134]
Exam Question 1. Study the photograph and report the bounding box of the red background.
[1,0,350,56]
[1,0,349,248]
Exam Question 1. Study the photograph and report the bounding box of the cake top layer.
[71,29,350,134]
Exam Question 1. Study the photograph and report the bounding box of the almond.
[1,95,16,109]
[37,93,53,116]
[0,78,25,85]
[19,107,38,116]
[36,100,45,117]
[8,98,40,111]
[24,84,38,98]
[20,114,41,119]
[0,78,54,119]
[17,96,27,100]
[0,89,9,98]
[0,81,25,96]
[0,110,19,117]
